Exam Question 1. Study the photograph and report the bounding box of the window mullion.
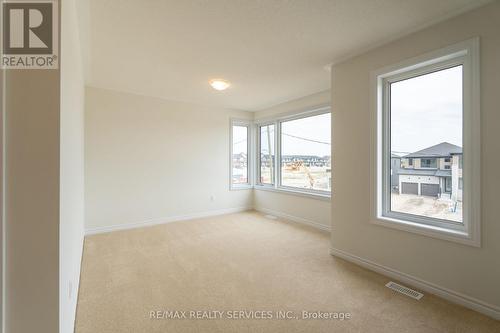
[275,120,281,190]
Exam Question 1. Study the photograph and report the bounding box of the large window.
[258,124,275,185]
[232,112,331,197]
[373,38,480,246]
[280,113,331,192]
[252,108,331,198]
[231,123,250,186]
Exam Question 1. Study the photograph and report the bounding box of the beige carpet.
[75,211,500,333]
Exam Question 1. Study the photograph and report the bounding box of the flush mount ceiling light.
[209,79,231,91]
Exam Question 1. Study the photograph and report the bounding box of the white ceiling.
[81,0,490,111]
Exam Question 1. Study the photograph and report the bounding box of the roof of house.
[398,169,452,177]
[435,170,453,177]
[404,142,462,158]
[281,155,329,159]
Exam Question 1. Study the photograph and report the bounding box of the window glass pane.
[390,66,463,223]
[259,124,275,184]
[280,113,331,192]
[232,125,248,184]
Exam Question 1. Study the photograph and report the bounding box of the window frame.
[256,122,277,187]
[370,38,481,247]
[230,119,253,190]
[254,106,331,200]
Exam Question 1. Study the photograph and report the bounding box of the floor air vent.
[385,281,424,300]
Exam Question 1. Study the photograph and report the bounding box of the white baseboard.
[71,232,85,330]
[85,207,252,235]
[330,247,500,321]
[254,206,331,232]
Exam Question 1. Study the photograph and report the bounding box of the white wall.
[253,91,331,230]
[254,90,331,120]
[254,191,330,230]
[3,38,60,333]
[0,47,3,333]
[331,1,500,315]
[60,0,86,331]
[2,2,86,331]
[85,87,253,232]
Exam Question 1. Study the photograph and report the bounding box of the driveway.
[391,193,462,223]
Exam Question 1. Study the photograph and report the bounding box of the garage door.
[401,182,418,195]
[421,183,439,197]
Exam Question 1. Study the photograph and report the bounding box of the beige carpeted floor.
[75,211,500,333]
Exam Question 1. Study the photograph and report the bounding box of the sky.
[234,113,331,157]
[260,124,275,155]
[281,113,331,156]
[233,126,248,154]
[391,65,463,154]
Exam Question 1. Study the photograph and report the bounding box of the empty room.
[1,0,500,332]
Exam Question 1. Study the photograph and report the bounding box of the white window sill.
[254,185,331,201]
[370,215,479,247]
[230,184,253,190]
